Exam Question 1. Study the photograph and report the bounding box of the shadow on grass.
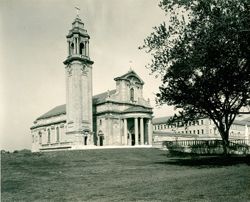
[156,152,250,168]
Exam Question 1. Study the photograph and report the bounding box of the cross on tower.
[129,60,133,71]
[75,6,80,17]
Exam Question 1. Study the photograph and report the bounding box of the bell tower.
[63,13,94,146]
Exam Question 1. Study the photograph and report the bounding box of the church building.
[30,16,153,152]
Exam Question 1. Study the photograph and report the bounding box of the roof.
[36,90,117,120]
[114,70,144,85]
[93,89,116,105]
[152,116,171,124]
[36,104,66,120]
[123,106,152,113]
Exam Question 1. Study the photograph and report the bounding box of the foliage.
[140,0,250,153]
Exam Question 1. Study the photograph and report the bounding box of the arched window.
[56,127,60,142]
[84,136,88,145]
[70,42,74,55]
[39,131,42,144]
[79,42,84,55]
[130,88,134,102]
[47,129,50,143]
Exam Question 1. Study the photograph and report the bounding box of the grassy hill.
[1,148,250,201]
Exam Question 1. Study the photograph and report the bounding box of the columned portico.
[122,115,152,146]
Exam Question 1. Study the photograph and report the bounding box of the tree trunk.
[220,131,230,155]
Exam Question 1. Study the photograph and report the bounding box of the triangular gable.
[114,70,144,85]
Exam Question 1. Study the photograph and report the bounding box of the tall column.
[74,38,77,54]
[88,66,93,131]
[135,118,138,145]
[85,41,87,55]
[124,118,127,145]
[87,41,89,56]
[76,38,78,54]
[148,119,152,145]
[140,118,144,145]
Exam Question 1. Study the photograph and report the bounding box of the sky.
[0,0,175,151]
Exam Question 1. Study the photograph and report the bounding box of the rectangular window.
[201,129,204,134]
[193,130,196,134]
[201,120,204,125]
[197,130,199,134]
[56,127,60,142]
[39,134,42,144]
[47,129,50,143]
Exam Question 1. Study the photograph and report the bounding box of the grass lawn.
[1,148,250,202]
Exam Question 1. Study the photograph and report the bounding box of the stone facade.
[93,71,153,147]
[30,16,153,152]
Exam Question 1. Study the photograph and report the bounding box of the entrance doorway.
[99,136,104,146]
[84,136,88,145]
[131,134,135,146]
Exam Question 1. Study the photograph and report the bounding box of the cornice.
[94,100,152,109]
[63,55,94,65]
[94,109,153,116]
[30,120,66,130]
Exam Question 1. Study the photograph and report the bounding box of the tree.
[140,0,250,154]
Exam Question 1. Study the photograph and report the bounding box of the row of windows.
[154,124,174,130]
[176,129,204,135]
[70,41,86,55]
[181,129,243,135]
[47,127,60,143]
[154,119,205,130]
[33,127,60,144]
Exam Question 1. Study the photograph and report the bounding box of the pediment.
[114,70,144,85]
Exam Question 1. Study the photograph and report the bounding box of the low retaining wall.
[158,139,250,155]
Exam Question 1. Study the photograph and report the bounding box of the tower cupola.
[64,15,93,65]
